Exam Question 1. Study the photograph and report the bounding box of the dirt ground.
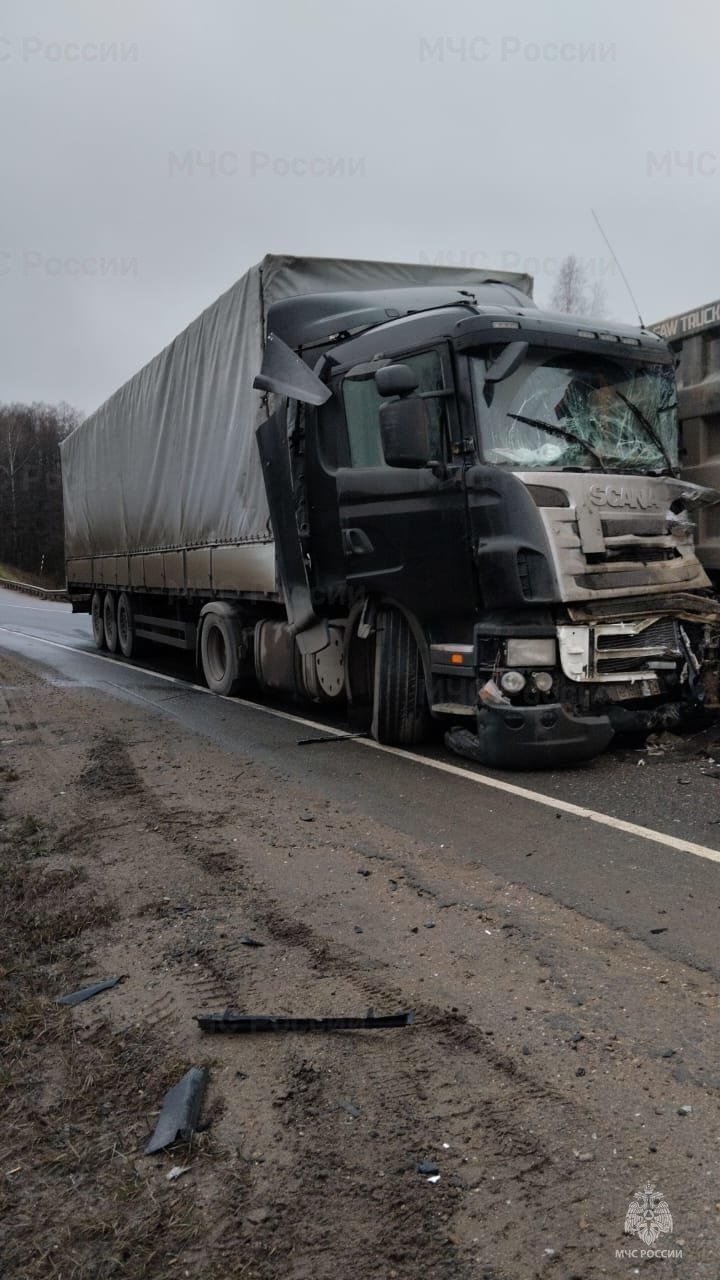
[1,652,720,1279]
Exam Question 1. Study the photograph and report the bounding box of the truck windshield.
[470,350,678,473]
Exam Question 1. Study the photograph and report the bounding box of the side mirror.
[379,397,431,468]
[375,364,419,397]
[484,340,529,384]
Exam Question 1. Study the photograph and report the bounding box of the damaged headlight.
[505,638,557,667]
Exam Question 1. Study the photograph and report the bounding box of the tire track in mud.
[5,665,720,1276]
[229,895,584,1280]
[51,724,677,1277]
[58,739,570,1280]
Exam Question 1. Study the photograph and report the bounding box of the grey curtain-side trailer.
[61,255,720,769]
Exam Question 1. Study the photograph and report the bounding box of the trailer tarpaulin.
[60,255,532,562]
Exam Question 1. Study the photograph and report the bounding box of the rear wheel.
[103,591,118,653]
[200,613,242,695]
[116,592,136,658]
[372,607,430,745]
[91,590,106,649]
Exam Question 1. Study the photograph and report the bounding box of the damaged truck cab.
[257,286,720,768]
[62,258,720,771]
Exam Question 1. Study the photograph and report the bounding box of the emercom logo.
[615,1183,683,1261]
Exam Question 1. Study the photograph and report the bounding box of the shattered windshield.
[470,350,678,472]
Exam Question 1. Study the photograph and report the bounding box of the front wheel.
[200,613,242,695]
[372,607,430,746]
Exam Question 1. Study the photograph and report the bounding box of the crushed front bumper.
[445,702,614,770]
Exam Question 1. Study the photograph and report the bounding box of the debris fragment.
[478,678,510,706]
[195,1009,415,1035]
[337,1101,361,1118]
[55,976,124,1007]
[144,1066,209,1155]
[239,935,265,948]
[297,732,368,746]
[678,1105,693,1116]
[417,1160,439,1175]
[427,1174,441,1183]
[166,1165,192,1181]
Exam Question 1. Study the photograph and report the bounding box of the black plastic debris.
[297,732,368,746]
[145,1066,209,1156]
[55,976,123,1007]
[195,1009,415,1035]
[239,935,265,948]
[416,1159,439,1175]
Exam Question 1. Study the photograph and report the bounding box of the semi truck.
[60,255,720,769]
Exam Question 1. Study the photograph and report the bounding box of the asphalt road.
[2,584,720,977]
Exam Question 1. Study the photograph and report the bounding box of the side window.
[342,350,450,467]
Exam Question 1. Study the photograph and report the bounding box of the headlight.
[505,638,556,667]
[500,670,526,695]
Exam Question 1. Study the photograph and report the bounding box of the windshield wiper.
[612,391,673,472]
[507,413,606,469]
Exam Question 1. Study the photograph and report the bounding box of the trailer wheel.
[200,613,242,695]
[91,590,106,649]
[103,591,118,653]
[372,607,430,745]
[116,592,136,659]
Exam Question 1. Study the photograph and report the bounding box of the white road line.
[0,600,71,614]
[2,622,720,866]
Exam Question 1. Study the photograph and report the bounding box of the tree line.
[0,402,82,584]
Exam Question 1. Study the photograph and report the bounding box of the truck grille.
[595,617,682,675]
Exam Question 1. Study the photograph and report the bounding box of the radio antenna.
[591,208,645,329]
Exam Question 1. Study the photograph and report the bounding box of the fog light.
[500,669,526,695]
[532,671,554,693]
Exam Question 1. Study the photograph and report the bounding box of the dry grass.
[0,560,65,590]
[0,805,252,1279]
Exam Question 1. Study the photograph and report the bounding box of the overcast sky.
[1,0,718,414]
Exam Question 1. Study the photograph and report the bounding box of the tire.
[91,590,106,649]
[116,592,136,659]
[200,613,242,695]
[372,607,430,745]
[344,612,374,732]
[103,591,118,653]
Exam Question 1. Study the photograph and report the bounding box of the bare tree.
[0,402,82,580]
[548,254,607,318]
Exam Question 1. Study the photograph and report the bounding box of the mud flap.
[445,703,614,770]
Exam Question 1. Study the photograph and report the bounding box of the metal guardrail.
[0,576,68,602]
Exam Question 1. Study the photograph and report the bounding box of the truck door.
[333,348,477,620]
